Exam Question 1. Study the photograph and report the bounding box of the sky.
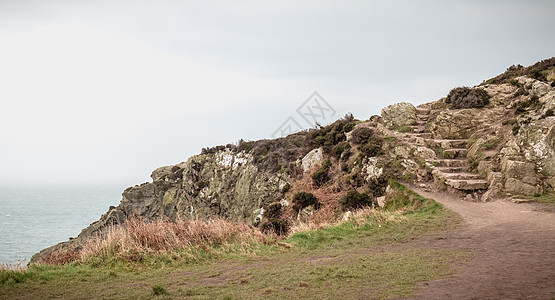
[0,0,554,187]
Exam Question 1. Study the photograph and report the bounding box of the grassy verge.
[0,182,465,299]
[529,192,555,205]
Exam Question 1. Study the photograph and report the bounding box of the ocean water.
[0,185,123,265]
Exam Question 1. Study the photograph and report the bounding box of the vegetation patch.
[292,192,321,212]
[340,190,374,210]
[485,57,555,84]
[311,160,332,186]
[445,87,491,109]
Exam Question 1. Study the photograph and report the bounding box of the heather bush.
[340,190,373,210]
[351,127,374,144]
[445,87,490,109]
[263,202,283,220]
[485,57,555,84]
[260,219,289,236]
[311,160,332,186]
[292,192,320,212]
[358,139,383,157]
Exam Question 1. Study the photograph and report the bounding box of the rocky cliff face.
[31,58,555,263]
[31,151,290,263]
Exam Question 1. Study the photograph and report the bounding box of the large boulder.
[301,147,324,173]
[428,109,497,139]
[505,178,540,195]
[381,102,417,129]
[501,159,537,185]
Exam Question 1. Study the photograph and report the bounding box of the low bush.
[340,190,373,210]
[358,140,383,157]
[292,192,320,212]
[306,114,356,154]
[351,127,375,145]
[540,109,554,119]
[485,58,555,84]
[264,202,283,220]
[311,160,332,186]
[333,142,350,159]
[152,285,168,296]
[445,87,490,109]
[260,219,289,236]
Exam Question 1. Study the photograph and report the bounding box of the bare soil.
[405,186,555,300]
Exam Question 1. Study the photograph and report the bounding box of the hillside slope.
[31,57,555,264]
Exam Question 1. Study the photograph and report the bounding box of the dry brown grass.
[0,261,26,272]
[35,217,271,265]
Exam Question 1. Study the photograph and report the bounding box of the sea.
[0,184,124,265]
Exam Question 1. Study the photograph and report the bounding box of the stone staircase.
[396,104,490,193]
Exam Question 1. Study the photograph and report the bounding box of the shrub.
[351,127,375,144]
[358,140,383,157]
[311,160,332,186]
[541,109,554,119]
[281,183,291,194]
[306,114,356,153]
[445,87,490,109]
[340,190,373,210]
[292,192,320,212]
[343,122,355,133]
[485,58,555,84]
[263,202,282,220]
[260,219,289,235]
[261,202,288,236]
[512,125,520,135]
[333,142,350,159]
[152,285,168,296]
[367,177,388,197]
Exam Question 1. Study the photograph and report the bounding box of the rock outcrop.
[381,102,417,129]
[31,150,288,263]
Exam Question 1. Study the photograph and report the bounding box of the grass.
[529,192,555,205]
[396,126,413,133]
[0,183,465,299]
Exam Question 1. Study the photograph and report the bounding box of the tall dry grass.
[35,217,272,265]
[0,261,26,272]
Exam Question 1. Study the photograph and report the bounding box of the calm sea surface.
[0,185,123,265]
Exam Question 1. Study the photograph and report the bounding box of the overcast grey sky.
[0,0,554,186]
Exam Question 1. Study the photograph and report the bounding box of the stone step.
[415,108,431,115]
[441,148,468,158]
[442,172,483,180]
[437,166,466,173]
[445,179,489,190]
[407,125,427,133]
[426,139,467,149]
[427,159,466,168]
[403,132,433,139]
[417,114,429,119]
[415,121,428,127]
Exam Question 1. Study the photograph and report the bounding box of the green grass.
[396,126,413,133]
[0,183,465,299]
[529,192,555,205]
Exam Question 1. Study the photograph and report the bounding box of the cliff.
[31,57,555,264]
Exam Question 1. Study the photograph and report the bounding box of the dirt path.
[406,186,555,300]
